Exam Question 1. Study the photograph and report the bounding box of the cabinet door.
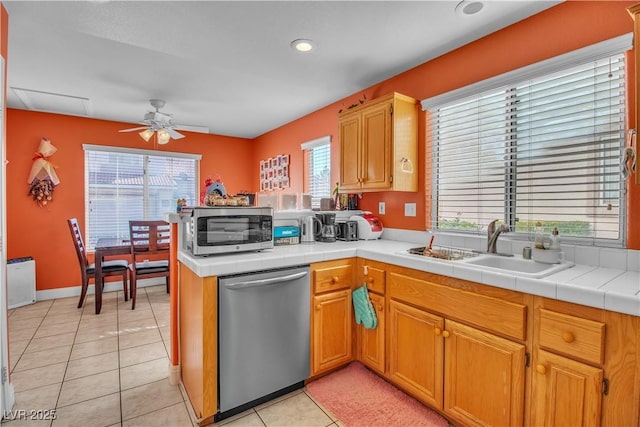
[443,320,525,427]
[361,102,392,190]
[388,300,444,408]
[339,113,361,190]
[530,349,603,427]
[360,292,385,374]
[312,290,353,375]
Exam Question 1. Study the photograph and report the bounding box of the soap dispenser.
[534,222,544,249]
[550,227,561,251]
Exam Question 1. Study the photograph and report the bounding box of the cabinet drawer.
[538,309,605,365]
[314,260,354,294]
[389,272,527,341]
[362,265,385,295]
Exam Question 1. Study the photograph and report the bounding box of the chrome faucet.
[487,219,509,254]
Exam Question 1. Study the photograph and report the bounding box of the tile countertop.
[177,238,640,317]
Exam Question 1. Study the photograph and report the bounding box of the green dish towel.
[352,284,377,329]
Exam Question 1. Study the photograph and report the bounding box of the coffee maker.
[316,213,337,242]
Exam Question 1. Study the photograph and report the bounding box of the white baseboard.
[35,278,166,302]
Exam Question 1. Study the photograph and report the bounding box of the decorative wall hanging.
[259,154,289,191]
[28,137,60,207]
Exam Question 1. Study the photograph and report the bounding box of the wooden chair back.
[129,220,171,256]
[67,217,89,269]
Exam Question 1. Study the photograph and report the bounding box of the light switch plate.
[404,203,416,217]
[378,202,385,215]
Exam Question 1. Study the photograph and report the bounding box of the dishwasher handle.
[224,270,308,290]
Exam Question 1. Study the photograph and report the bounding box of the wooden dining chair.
[67,218,129,309]
[128,220,171,309]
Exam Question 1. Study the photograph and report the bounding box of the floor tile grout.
[5,285,347,427]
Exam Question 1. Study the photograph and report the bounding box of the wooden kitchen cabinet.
[387,267,527,427]
[388,299,444,408]
[529,298,640,427]
[338,92,418,192]
[443,319,525,427]
[357,259,386,374]
[310,259,355,376]
[531,349,603,427]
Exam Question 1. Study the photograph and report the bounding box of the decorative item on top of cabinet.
[338,92,418,192]
[356,259,386,374]
[310,259,355,376]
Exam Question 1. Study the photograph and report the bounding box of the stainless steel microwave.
[184,206,274,256]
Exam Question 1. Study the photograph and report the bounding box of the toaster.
[349,212,383,240]
[337,221,359,241]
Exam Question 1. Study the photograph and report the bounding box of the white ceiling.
[3,1,560,139]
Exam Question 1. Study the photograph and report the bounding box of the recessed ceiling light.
[455,1,484,16]
[291,39,315,53]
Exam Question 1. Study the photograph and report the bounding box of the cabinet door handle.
[368,277,374,284]
[434,327,442,336]
[330,276,339,284]
[442,330,450,338]
[536,364,547,375]
[315,305,321,310]
[562,331,575,343]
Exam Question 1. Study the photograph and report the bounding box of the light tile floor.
[1,285,342,427]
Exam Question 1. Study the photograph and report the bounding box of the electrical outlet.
[404,203,416,217]
[378,202,385,215]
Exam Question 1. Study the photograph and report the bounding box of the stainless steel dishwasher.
[217,265,310,420]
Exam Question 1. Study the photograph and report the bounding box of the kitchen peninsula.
[176,234,640,426]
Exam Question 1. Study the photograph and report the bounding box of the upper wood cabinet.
[338,92,418,192]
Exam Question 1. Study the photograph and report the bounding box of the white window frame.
[301,136,331,209]
[83,144,200,250]
[422,34,632,247]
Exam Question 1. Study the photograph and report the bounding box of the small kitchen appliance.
[183,206,273,256]
[299,215,321,243]
[273,226,300,246]
[350,212,383,240]
[316,213,337,242]
[337,220,359,241]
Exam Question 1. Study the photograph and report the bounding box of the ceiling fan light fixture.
[139,128,154,142]
[291,39,314,53]
[157,129,171,145]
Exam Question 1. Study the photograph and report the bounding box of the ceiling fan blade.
[173,124,210,134]
[166,128,185,139]
[119,126,150,132]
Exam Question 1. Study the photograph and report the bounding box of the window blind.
[84,147,198,250]
[302,136,331,209]
[430,53,626,244]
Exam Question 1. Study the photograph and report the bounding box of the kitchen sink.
[462,254,573,278]
[403,246,573,278]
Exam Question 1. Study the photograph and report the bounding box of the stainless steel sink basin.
[462,254,573,278]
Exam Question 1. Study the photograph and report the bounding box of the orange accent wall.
[6,110,253,290]
[253,1,640,249]
[6,1,640,294]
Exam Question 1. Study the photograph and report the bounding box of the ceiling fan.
[118,99,209,144]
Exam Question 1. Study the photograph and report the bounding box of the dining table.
[94,237,131,314]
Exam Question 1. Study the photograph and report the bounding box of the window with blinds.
[301,136,331,209]
[429,51,626,244]
[84,145,199,250]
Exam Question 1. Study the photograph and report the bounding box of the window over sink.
[422,34,631,246]
[83,145,200,250]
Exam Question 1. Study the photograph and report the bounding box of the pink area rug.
[306,362,449,427]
